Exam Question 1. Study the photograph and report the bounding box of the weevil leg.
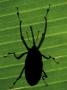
[10,66,25,89]
[42,69,48,78]
[16,7,29,50]
[37,4,50,49]
[42,54,59,64]
[4,52,27,59]
[30,26,36,46]
[42,70,48,86]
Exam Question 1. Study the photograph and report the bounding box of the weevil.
[4,5,59,88]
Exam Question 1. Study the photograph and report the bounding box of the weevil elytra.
[4,5,59,88]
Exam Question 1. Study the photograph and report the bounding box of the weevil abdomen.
[25,46,43,86]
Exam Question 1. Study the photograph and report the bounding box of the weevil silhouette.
[4,5,59,88]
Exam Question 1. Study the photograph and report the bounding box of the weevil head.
[29,45,40,55]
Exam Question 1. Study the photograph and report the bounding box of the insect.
[4,5,58,88]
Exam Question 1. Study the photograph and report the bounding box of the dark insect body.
[25,46,42,86]
[4,5,59,88]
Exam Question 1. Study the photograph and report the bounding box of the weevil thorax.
[25,45,43,86]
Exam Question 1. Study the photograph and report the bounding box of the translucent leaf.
[0,0,67,90]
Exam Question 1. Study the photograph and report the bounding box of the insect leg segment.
[42,54,55,59]
[10,66,25,89]
[4,52,27,59]
[42,70,48,86]
[9,52,27,59]
[42,54,59,64]
[30,26,36,46]
[42,70,48,79]
[16,7,29,50]
[37,5,50,49]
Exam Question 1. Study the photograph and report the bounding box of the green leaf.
[0,0,67,90]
